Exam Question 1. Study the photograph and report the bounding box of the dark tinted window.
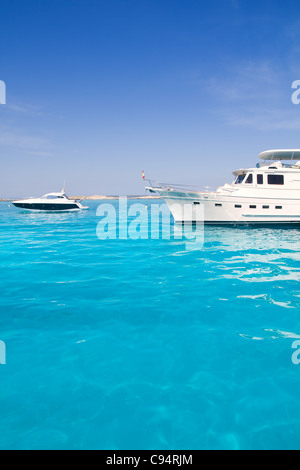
[235,174,245,184]
[257,174,263,185]
[268,175,284,185]
[245,174,253,184]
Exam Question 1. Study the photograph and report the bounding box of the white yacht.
[12,190,88,212]
[146,149,300,226]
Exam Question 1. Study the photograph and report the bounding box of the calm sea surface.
[0,200,299,450]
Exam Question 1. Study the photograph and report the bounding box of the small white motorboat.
[12,189,88,212]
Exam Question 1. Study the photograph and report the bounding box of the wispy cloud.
[24,150,54,157]
[217,106,300,130]
[0,125,52,153]
[0,99,53,154]
[206,60,297,130]
[207,60,284,103]
[4,102,47,116]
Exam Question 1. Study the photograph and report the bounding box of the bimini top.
[259,149,300,161]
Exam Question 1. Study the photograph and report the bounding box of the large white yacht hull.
[159,190,300,225]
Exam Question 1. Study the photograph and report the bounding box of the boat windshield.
[41,194,66,200]
[235,174,246,184]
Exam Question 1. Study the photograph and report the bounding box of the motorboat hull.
[12,202,82,212]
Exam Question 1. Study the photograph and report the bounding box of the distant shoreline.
[0,195,161,202]
[71,195,162,200]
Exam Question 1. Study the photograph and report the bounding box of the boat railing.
[145,179,216,193]
[257,161,300,168]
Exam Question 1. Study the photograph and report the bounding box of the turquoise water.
[0,199,299,450]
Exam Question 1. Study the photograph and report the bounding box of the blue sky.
[1,0,300,197]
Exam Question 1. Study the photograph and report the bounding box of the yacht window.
[245,173,253,184]
[249,205,256,209]
[268,175,284,185]
[235,205,242,208]
[262,206,269,209]
[235,174,246,184]
[193,202,200,205]
[215,203,222,207]
[257,174,263,185]
[275,206,282,209]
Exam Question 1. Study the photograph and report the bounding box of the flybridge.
[259,149,300,161]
